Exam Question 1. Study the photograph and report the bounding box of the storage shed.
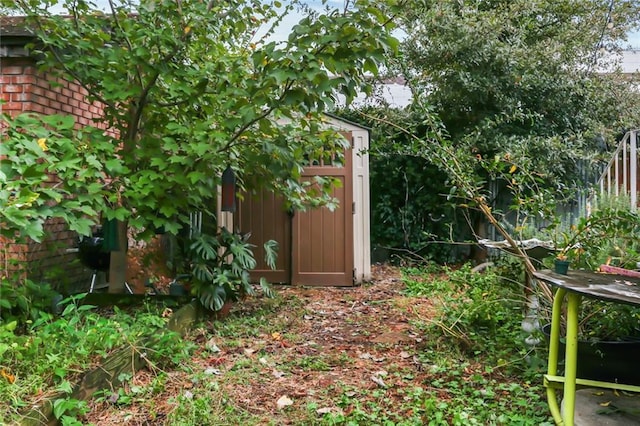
[222,115,371,286]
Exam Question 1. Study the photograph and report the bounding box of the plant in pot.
[549,226,583,275]
[547,205,640,275]
[186,228,278,313]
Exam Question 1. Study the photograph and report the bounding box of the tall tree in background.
[378,0,640,255]
[1,0,399,291]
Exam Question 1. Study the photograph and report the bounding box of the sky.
[44,0,640,48]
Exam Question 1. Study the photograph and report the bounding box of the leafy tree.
[337,106,470,263]
[362,0,640,258]
[1,0,399,291]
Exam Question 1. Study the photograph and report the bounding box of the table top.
[533,269,640,306]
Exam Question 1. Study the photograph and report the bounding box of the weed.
[294,355,331,371]
[0,294,193,424]
[400,264,552,424]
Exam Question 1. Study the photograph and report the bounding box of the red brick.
[32,96,48,107]
[3,85,22,93]
[1,66,24,75]
[31,86,44,96]
[29,104,45,113]
[73,92,84,101]
[12,93,30,102]
[14,75,35,84]
[49,100,62,110]
[3,102,24,111]
[68,98,79,108]
[61,104,73,113]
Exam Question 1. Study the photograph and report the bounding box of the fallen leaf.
[244,348,257,356]
[272,369,286,378]
[371,375,387,388]
[204,368,221,375]
[399,351,411,359]
[600,401,611,407]
[1,370,15,384]
[358,352,372,360]
[276,395,293,409]
[206,338,221,353]
[272,332,282,341]
[316,407,335,414]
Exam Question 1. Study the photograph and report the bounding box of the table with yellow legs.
[533,270,640,425]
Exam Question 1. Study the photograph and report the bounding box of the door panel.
[292,133,354,286]
[235,189,290,283]
[237,131,354,286]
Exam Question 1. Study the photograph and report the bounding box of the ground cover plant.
[0,295,190,425]
[1,265,554,425]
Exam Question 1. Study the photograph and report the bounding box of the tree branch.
[107,0,144,89]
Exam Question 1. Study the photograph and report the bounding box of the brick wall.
[1,56,109,290]
[1,57,109,128]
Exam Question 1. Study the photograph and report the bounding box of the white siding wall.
[351,129,371,282]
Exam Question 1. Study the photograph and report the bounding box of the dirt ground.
[82,264,481,425]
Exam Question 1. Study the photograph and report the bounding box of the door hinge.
[352,201,356,214]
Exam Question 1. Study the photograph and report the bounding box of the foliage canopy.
[1,0,399,242]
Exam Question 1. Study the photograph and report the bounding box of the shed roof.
[1,16,35,57]
[0,16,33,40]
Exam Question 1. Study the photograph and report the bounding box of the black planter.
[543,324,640,385]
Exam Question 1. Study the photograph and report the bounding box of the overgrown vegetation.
[2,265,553,424]
[403,264,551,424]
[344,0,640,262]
[0,295,190,424]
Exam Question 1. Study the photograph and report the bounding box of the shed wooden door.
[235,133,354,286]
[292,142,353,286]
[235,190,290,283]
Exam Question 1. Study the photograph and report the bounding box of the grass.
[1,264,554,425]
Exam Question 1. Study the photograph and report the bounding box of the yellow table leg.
[562,292,581,425]
[547,288,567,425]
[545,288,582,425]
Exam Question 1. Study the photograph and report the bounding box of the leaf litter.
[81,264,459,425]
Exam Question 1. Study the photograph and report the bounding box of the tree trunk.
[108,220,129,293]
[470,214,488,263]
